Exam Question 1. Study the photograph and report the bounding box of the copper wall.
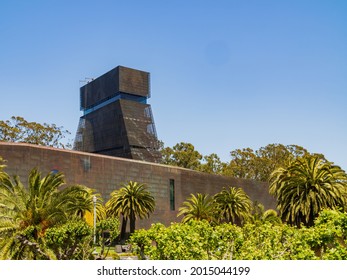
[0,142,276,229]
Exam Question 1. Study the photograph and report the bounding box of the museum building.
[0,66,276,229]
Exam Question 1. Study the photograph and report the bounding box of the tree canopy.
[159,142,323,182]
[0,116,71,149]
[161,142,203,170]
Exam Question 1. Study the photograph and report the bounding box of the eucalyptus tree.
[223,148,257,179]
[199,153,224,174]
[214,186,252,225]
[0,168,94,259]
[254,144,309,181]
[177,193,216,223]
[269,155,347,227]
[106,181,155,240]
[160,142,203,170]
[223,144,310,181]
[0,116,71,149]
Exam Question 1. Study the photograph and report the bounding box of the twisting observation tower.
[74,66,161,163]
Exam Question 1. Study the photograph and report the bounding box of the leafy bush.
[45,219,93,260]
[130,210,347,260]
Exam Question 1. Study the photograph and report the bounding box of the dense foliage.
[129,149,347,260]
[0,167,100,259]
[161,142,203,170]
[160,142,330,182]
[106,181,155,241]
[0,116,71,149]
[130,210,347,260]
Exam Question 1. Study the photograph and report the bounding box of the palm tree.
[269,155,347,227]
[0,156,5,171]
[106,181,155,239]
[0,157,6,183]
[177,193,215,223]
[0,168,93,259]
[249,201,281,225]
[262,209,281,224]
[214,186,251,225]
[105,188,128,241]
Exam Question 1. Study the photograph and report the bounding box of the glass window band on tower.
[73,65,161,163]
[169,179,175,211]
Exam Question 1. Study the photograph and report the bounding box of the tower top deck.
[80,65,150,111]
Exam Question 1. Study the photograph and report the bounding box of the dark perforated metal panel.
[74,66,161,163]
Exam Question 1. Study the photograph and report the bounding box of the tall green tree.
[177,193,216,223]
[0,168,93,259]
[254,144,308,181]
[160,142,202,170]
[199,153,224,174]
[269,155,347,227]
[106,181,155,239]
[223,148,257,178]
[214,186,251,225]
[223,144,310,181]
[0,116,71,149]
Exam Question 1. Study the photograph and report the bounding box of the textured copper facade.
[0,142,276,229]
[74,66,161,163]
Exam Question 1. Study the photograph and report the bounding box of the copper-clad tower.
[74,66,161,162]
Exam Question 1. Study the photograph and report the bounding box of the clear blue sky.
[1,0,346,170]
